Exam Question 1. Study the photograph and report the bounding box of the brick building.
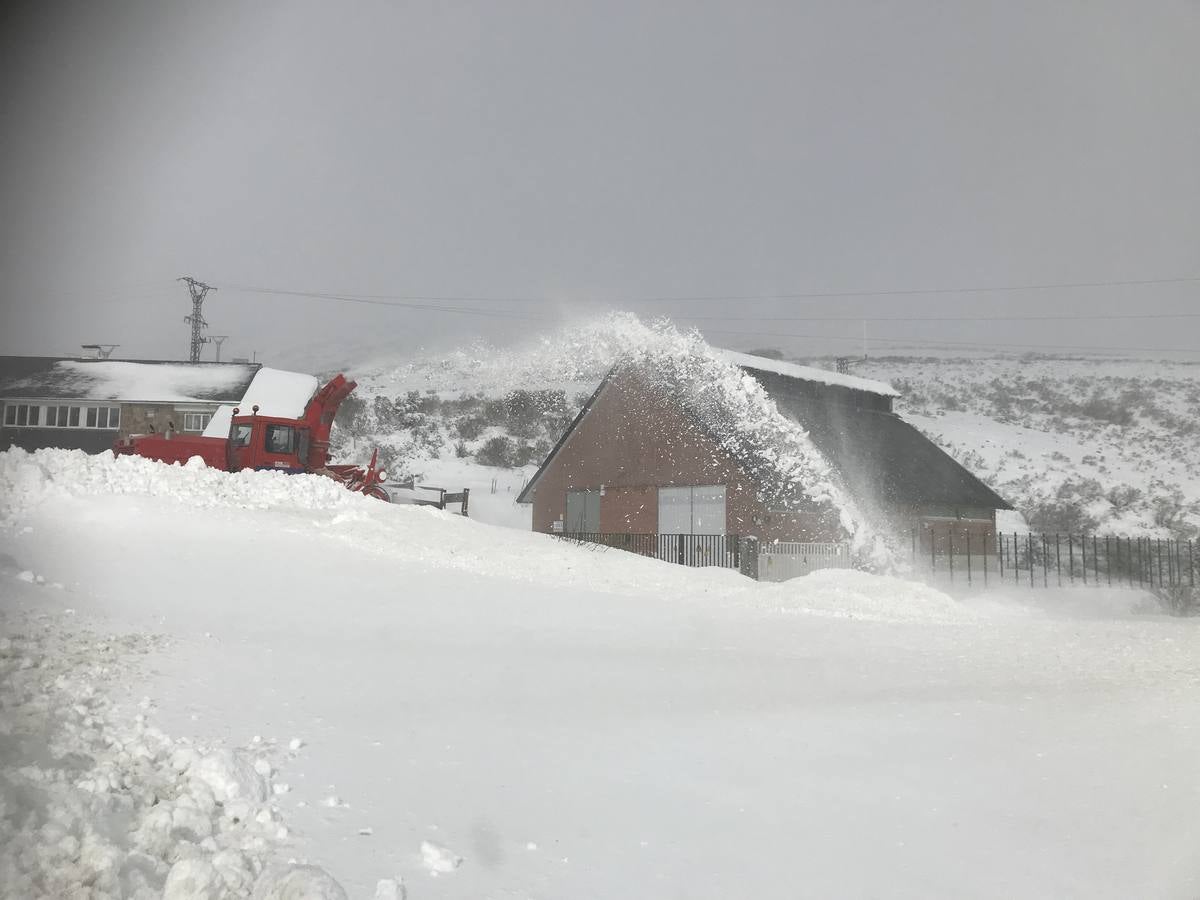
[0,356,260,453]
[516,350,1010,547]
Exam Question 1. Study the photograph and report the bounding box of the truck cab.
[226,413,311,473]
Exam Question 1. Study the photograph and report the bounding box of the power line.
[699,327,1200,356]
[219,273,1200,307]
[677,311,1200,324]
[220,284,542,320]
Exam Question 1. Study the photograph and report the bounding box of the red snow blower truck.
[113,373,390,499]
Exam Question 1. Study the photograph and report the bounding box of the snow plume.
[603,318,896,567]
[355,311,661,396]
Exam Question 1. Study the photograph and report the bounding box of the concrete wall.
[528,370,837,541]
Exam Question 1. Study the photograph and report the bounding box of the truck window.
[265,424,296,454]
[232,424,253,448]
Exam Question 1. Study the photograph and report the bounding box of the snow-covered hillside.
[2,449,1199,898]
[328,315,1200,538]
[853,355,1200,537]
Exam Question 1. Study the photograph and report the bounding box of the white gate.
[759,541,851,582]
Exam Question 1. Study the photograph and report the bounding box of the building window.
[657,484,726,535]
[565,489,600,533]
[183,412,212,432]
[3,403,120,429]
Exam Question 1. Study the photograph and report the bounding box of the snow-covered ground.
[3,448,1199,898]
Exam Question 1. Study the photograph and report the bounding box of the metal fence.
[560,532,743,569]
[556,527,1198,595]
[915,527,1197,591]
[760,541,851,582]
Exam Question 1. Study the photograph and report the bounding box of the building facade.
[517,351,1010,547]
[0,357,260,453]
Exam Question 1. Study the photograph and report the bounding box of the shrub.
[476,436,515,467]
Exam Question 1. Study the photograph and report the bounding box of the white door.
[657,486,692,534]
[657,485,726,535]
[691,485,727,535]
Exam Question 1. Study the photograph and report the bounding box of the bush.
[476,436,515,467]
[455,415,487,440]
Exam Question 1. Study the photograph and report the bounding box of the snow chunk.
[163,858,224,900]
[253,864,349,900]
[188,749,270,804]
[420,840,462,875]
[374,877,406,899]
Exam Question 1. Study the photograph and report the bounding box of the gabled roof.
[517,350,1010,511]
[516,372,612,504]
[788,403,1011,510]
[0,357,260,403]
[715,350,899,397]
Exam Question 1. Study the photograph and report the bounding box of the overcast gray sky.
[2,0,1197,364]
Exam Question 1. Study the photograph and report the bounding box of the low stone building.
[516,349,1010,550]
[0,356,260,453]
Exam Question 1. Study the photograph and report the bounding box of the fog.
[1,0,1197,364]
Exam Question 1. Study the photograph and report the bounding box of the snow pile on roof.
[202,367,320,438]
[601,319,894,564]
[0,447,364,524]
[0,608,345,899]
[54,360,255,402]
[715,349,898,396]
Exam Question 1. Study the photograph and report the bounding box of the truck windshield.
[231,424,253,448]
[265,424,296,454]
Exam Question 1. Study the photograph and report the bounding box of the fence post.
[1068,534,1074,583]
[1189,540,1195,588]
[1157,539,1164,588]
[1028,533,1034,588]
[739,536,760,580]
[983,532,989,586]
[948,527,955,583]
[1042,534,1049,588]
[998,533,1005,581]
[1093,535,1099,584]
[1055,534,1061,587]
[966,530,972,586]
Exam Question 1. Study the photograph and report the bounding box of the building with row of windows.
[0,356,261,453]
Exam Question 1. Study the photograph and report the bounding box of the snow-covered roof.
[0,357,259,402]
[715,350,899,397]
[202,368,321,437]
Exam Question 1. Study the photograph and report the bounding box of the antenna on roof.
[209,335,229,362]
[80,344,119,359]
[178,276,216,363]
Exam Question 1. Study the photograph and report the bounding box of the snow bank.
[203,367,321,438]
[766,569,974,624]
[55,360,254,402]
[0,610,345,899]
[0,448,365,525]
